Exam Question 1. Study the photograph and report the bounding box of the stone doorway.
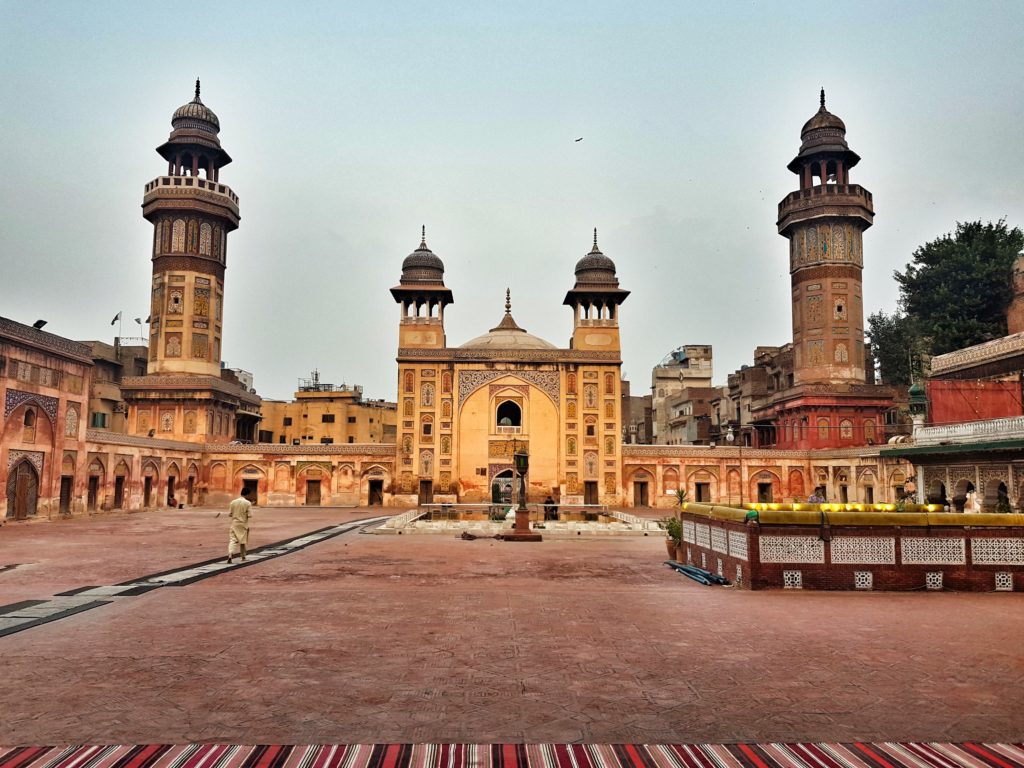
[59,476,73,516]
[368,479,384,506]
[114,476,126,509]
[305,479,321,505]
[757,482,773,503]
[242,478,259,504]
[584,481,599,506]
[87,476,99,510]
[418,480,434,505]
[6,460,39,520]
[633,481,649,508]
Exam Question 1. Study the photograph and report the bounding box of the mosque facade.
[1,84,914,519]
[390,230,628,506]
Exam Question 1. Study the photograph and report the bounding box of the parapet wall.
[679,503,1024,592]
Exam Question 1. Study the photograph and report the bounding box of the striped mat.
[1,744,1022,768]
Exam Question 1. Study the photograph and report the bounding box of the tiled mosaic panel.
[700,552,707,569]
[716,557,724,576]
[711,527,728,553]
[728,530,748,561]
[925,571,944,590]
[735,564,743,586]
[782,570,803,589]
[995,572,1013,591]
[830,536,896,564]
[853,571,873,590]
[682,520,695,544]
[695,523,711,549]
[902,537,966,565]
[759,535,825,564]
[971,538,1024,565]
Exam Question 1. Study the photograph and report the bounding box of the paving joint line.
[0,515,388,638]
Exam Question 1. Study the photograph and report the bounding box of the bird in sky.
[574,137,583,142]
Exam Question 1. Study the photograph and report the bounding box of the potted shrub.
[660,515,682,559]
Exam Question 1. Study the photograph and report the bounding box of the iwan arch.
[2,83,909,517]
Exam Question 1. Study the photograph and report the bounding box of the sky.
[1,1,1023,401]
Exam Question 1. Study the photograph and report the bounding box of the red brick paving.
[0,507,1022,745]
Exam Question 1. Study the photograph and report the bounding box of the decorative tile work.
[735,564,743,586]
[902,538,966,565]
[5,389,58,425]
[686,547,692,565]
[853,571,873,590]
[700,552,707,569]
[695,523,711,549]
[728,530,748,561]
[458,370,560,409]
[925,572,944,590]
[682,520,695,544]
[759,535,824,563]
[830,536,896,564]
[995,572,1013,591]
[971,538,1024,565]
[782,570,803,589]
[7,450,44,474]
[711,527,728,554]
[716,558,724,577]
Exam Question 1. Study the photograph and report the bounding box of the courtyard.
[0,507,1021,748]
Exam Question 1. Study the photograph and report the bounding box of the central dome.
[459,290,556,350]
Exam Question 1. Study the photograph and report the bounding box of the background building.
[260,372,397,446]
[650,345,713,443]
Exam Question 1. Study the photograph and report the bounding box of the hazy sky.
[2,1,1022,401]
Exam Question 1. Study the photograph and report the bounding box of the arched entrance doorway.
[6,460,39,520]
[493,469,514,504]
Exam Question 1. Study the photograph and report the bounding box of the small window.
[320,437,333,444]
[279,436,286,444]
[348,436,355,443]
[322,414,335,423]
[292,439,300,445]
[90,412,108,428]
[347,416,356,424]
[283,417,293,426]
[423,422,432,436]
[496,400,522,428]
[586,424,596,437]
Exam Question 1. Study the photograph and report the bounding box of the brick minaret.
[778,89,874,385]
[144,79,239,376]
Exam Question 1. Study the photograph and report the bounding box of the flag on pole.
[110,311,121,326]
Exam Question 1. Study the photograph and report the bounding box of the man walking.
[227,487,254,564]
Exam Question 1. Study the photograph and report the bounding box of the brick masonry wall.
[681,512,1024,592]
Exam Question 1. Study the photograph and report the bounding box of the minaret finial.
[420,225,427,247]
[593,227,599,250]
[195,78,201,101]
[505,288,511,315]
[820,87,825,109]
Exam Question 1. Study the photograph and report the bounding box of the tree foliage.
[866,310,917,386]
[894,220,1024,356]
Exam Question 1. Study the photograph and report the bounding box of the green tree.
[866,310,918,385]
[894,220,1024,356]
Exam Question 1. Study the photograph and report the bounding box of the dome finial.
[195,78,201,101]
[593,227,599,251]
[820,87,825,109]
[505,287,511,315]
[420,225,427,248]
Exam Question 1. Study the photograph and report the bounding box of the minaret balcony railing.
[778,183,872,216]
[144,176,240,212]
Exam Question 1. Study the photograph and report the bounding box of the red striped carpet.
[1,744,1022,768]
